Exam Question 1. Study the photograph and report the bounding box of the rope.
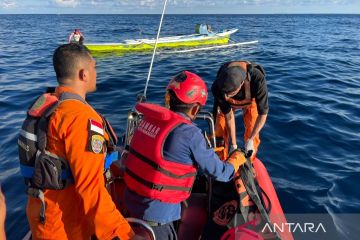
[143,0,169,100]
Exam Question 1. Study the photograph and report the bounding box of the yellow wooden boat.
[85,28,238,53]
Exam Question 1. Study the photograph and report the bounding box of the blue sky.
[0,0,359,14]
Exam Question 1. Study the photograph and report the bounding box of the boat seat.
[127,218,156,240]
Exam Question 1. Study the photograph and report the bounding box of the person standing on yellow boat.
[211,61,269,160]
[24,44,135,240]
[68,29,84,44]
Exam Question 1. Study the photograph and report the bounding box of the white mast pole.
[142,0,169,100]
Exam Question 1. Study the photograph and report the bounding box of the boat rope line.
[142,0,169,100]
[157,40,259,54]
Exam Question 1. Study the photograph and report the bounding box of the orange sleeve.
[61,103,134,240]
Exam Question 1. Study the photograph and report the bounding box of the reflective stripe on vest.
[124,103,197,203]
[20,129,38,142]
[226,61,253,109]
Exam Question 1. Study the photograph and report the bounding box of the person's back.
[27,91,124,239]
[199,24,209,35]
[124,116,234,216]
[123,71,246,239]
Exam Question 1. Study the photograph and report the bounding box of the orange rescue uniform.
[212,61,268,161]
[214,99,260,160]
[26,86,134,240]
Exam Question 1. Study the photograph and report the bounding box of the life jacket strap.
[125,168,192,192]
[104,151,118,170]
[101,116,118,147]
[237,158,282,240]
[27,187,46,224]
[128,146,197,179]
[20,164,73,181]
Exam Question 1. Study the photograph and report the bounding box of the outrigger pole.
[142,0,169,101]
[159,40,259,54]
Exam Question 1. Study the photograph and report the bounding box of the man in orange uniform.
[26,44,135,239]
[211,61,268,160]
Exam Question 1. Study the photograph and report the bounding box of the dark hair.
[53,43,91,84]
[220,66,246,94]
[168,90,197,113]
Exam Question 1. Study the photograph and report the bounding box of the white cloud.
[140,0,156,7]
[53,0,79,8]
[90,0,111,6]
[1,0,358,13]
[91,0,98,6]
[0,1,16,9]
[51,0,356,9]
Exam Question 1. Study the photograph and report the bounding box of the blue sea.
[0,14,360,239]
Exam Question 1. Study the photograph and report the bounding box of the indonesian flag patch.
[87,119,105,153]
[89,119,104,135]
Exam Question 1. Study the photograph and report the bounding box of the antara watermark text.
[262,222,326,233]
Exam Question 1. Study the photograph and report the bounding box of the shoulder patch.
[87,119,105,154]
[90,134,105,154]
[89,119,104,135]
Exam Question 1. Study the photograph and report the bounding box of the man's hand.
[227,150,246,172]
[244,139,254,157]
[229,144,238,154]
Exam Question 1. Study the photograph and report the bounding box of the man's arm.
[246,67,269,155]
[64,110,134,240]
[225,109,237,148]
[189,128,240,182]
[68,33,73,43]
[211,83,235,149]
[248,114,267,141]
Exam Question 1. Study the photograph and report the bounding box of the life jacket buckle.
[152,184,163,191]
[27,187,46,225]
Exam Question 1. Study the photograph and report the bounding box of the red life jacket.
[124,103,197,203]
[225,61,253,109]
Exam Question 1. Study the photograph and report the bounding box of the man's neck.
[175,111,193,121]
[59,83,86,99]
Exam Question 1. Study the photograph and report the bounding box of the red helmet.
[166,71,207,106]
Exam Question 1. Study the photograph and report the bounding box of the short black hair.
[53,43,91,84]
[168,90,197,113]
[220,66,247,94]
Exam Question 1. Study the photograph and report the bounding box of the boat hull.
[85,29,237,53]
[108,157,293,240]
[253,158,294,240]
